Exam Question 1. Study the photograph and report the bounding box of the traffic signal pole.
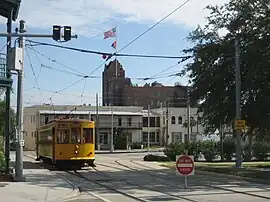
[0,20,77,180]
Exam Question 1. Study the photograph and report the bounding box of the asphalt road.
[21,151,270,202]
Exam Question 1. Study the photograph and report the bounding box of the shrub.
[0,149,5,171]
[222,138,236,161]
[253,141,270,161]
[143,154,169,162]
[201,140,219,162]
[163,143,186,161]
[131,142,142,149]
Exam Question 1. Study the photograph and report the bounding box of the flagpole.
[115,25,118,79]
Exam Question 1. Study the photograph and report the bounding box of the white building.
[23,105,143,150]
[23,104,205,150]
[151,107,204,144]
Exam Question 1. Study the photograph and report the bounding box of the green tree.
[0,99,16,144]
[182,0,270,134]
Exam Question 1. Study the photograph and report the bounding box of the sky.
[0,0,229,109]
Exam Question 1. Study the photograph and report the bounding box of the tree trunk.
[247,131,253,161]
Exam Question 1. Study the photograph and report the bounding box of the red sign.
[176,155,195,176]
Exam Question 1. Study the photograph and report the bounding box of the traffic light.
[52,25,61,41]
[64,26,72,41]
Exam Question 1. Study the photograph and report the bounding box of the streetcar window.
[82,128,93,143]
[71,128,81,144]
[57,129,70,144]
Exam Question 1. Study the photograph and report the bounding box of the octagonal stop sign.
[176,155,195,176]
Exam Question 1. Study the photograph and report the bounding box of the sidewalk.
[0,156,79,202]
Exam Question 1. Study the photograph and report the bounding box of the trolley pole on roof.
[0,19,78,180]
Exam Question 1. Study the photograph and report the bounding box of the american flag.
[104,27,116,39]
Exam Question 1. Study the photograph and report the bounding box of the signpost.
[176,155,195,189]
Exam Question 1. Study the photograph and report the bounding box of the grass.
[161,161,270,181]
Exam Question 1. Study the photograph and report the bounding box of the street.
[9,151,268,202]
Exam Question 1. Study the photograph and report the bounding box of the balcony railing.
[0,55,12,87]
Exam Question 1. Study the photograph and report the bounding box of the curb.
[196,170,270,185]
[96,149,164,154]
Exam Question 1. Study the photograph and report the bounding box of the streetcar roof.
[38,110,142,116]
[50,118,94,123]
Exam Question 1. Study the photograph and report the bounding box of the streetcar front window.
[82,128,93,143]
[57,129,70,144]
[71,128,81,143]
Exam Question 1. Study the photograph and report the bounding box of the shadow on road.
[12,158,270,201]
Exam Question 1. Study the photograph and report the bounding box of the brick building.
[102,59,188,109]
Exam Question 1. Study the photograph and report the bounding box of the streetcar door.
[52,127,56,163]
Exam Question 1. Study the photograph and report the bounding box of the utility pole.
[110,106,114,152]
[187,88,191,142]
[235,37,242,168]
[95,93,100,150]
[14,20,26,181]
[1,21,77,178]
[165,101,169,149]
[4,9,13,174]
[220,123,224,161]
[147,104,150,152]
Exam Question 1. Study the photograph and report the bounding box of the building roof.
[0,0,21,21]
[38,110,142,116]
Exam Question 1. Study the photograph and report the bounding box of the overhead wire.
[25,48,44,102]
[86,0,191,75]
[27,45,87,76]
[26,39,43,79]
[80,79,87,104]
[26,46,183,80]
[27,87,187,101]
[26,40,190,60]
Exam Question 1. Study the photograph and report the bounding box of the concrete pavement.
[0,152,79,202]
[91,153,270,202]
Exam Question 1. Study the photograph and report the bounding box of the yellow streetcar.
[36,118,95,169]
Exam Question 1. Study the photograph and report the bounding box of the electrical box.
[8,47,23,71]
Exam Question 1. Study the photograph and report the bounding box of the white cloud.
[0,0,229,37]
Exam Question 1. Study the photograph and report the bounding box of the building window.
[156,117,160,127]
[171,116,176,124]
[150,117,155,127]
[143,117,148,127]
[128,117,132,126]
[172,132,182,143]
[142,132,156,144]
[118,117,122,126]
[156,132,160,143]
[178,116,183,124]
[99,133,108,144]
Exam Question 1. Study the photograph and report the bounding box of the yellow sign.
[235,120,246,130]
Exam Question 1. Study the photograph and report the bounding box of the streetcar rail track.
[70,170,148,202]
[94,163,200,202]
[22,154,80,202]
[116,160,270,200]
